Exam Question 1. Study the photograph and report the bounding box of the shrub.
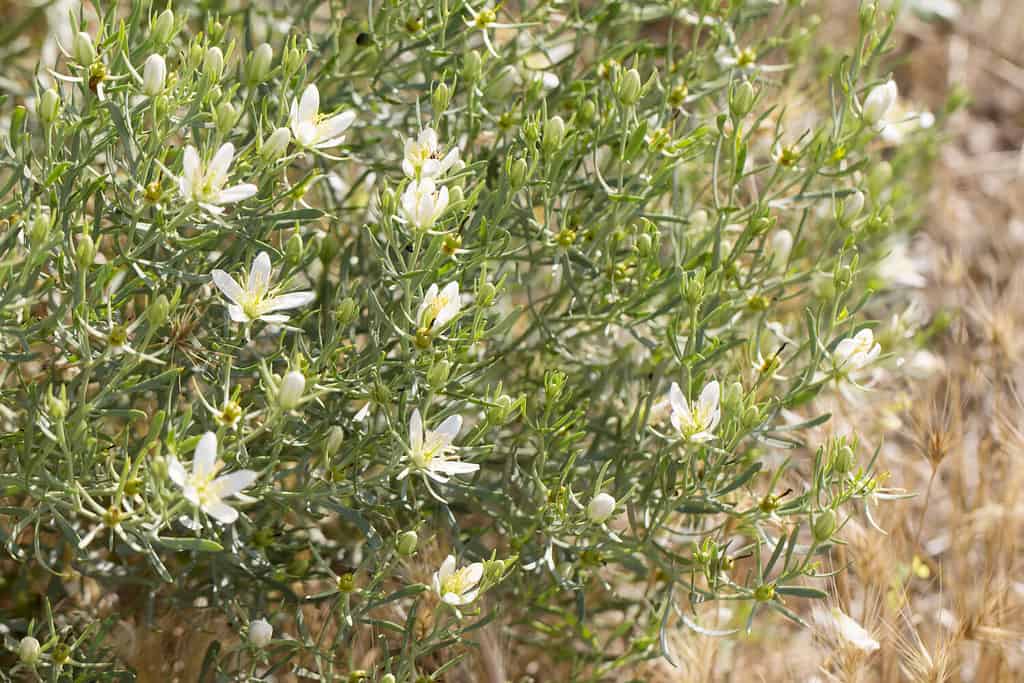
[0,0,938,679]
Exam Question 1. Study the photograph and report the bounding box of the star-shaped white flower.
[211,251,315,324]
[833,329,881,370]
[400,178,450,231]
[397,408,478,484]
[433,555,484,606]
[289,84,355,149]
[179,143,257,214]
[669,379,721,443]
[416,281,461,333]
[402,128,461,179]
[168,432,257,525]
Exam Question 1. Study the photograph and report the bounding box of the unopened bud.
[335,296,358,325]
[463,49,483,83]
[247,43,273,85]
[838,190,865,225]
[729,81,756,119]
[249,618,273,648]
[38,88,61,124]
[215,101,238,134]
[812,510,837,543]
[151,9,176,45]
[427,359,451,389]
[285,231,303,264]
[142,54,167,96]
[147,294,170,328]
[431,82,451,115]
[509,157,528,190]
[396,530,418,556]
[587,492,616,523]
[73,31,96,66]
[542,115,566,156]
[18,636,41,665]
[277,371,306,410]
[203,46,224,80]
[862,80,898,127]
[616,68,642,105]
[76,234,96,269]
[262,127,291,160]
[323,426,345,457]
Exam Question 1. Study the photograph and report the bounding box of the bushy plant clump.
[0,0,937,679]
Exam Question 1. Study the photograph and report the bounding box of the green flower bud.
[38,88,61,125]
[813,510,837,543]
[152,9,177,45]
[261,127,291,161]
[73,31,96,65]
[448,185,464,206]
[427,359,451,389]
[431,81,451,115]
[542,115,566,156]
[487,393,515,424]
[381,675,397,683]
[323,426,345,458]
[203,46,224,80]
[509,157,528,190]
[833,443,855,474]
[246,43,274,85]
[578,98,597,124]
[285,230,304,264]
[335,296,358,325]
[396,530,418,557]
[463,49,483,83]
[76,233,95,269]
[282,43,304,74]
[277,371,306,411]
[147,294,170,328]
[29,210,52,246]
[142,54,167,96]
[616,68,642,105]
[729,81,756,119]
[46,384,68,419]
[215,100,238,134]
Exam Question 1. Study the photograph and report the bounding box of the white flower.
[249,618,273,648]
[769,229,793,263]
[168,432,258,524]
[416,281,461,333]
[400,178,449,231]
[277,370,306,410]
[587,493,616,523]
[142,54,166,96]
[822,608,880,652]
[289,84,355,149]
[669,380,721,443]
[179,143,257,214]
[834,329,881,369]
[398,408,478,484]
[433,555,484,606]
[211,251,315,324]
[862,80,898,127]
[403,128,461,179]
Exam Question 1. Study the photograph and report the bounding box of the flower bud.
[29,210,52,246]
[381,675,397,683]
[262,127,291,160]
[46,385,68,419]
[542,115,566,156]
[323,426,345,457]
[152,9,176,45]
[812,510,837,543]
[282,43,304,74]
[509,157,528,190]
[215,101,238,134]
[249,618,273,648]
[463,49,483,83]
[431,81,451,115]
[616,68,642,105]
[770,229,793,263]
[277,371,306,410]
[838,190,865,225]
[147,294,170,328]
[427,359,451,389]
[396,530,418,556]
[18,636,41,664]
[862,80,897,127]
[729,80,756,119]
[76,234,95,269]
[285,230,303,264]
[587,493,616,523]
[73,31,96,65]
[142,54,167,96]
[335,296,358,325]
[246,43,273,85]
[38,88,61,125]
[203,46,224,80]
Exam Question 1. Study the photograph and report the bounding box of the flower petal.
[434,414,462,441]
[298,84,319,124]
[249,252,273,296]
[213,469,258,498]
[194,431,218,479]
[208,143,235,189]
[315,111,356,147]
[410,409,423,454]
[181,146,200,194]
[204,500,239,524]
[167,456,187,488]
[211,270,245,304]
[227,304,250,323]
[699,380,720,413]
[264,291,315,312]
[217,184,257,204]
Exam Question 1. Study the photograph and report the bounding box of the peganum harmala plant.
[0,0,937,680]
